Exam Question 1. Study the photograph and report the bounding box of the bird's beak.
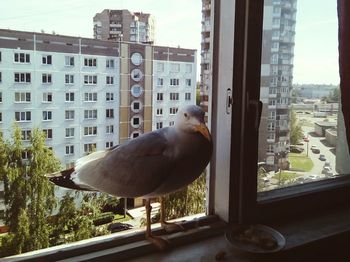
[195,123,211,141]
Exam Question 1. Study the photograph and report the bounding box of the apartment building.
[93,9,155,43]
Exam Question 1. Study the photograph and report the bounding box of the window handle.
[226,88,232,114]
[249,99,263,129]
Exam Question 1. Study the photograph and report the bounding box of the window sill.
[5,207,350,261]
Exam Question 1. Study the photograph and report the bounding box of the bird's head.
[175,105,211,141]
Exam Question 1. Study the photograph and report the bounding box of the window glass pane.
[258,0,341,193]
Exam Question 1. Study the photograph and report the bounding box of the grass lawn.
[289,153,314,172]
[114,214,132,222]
[272,171,299,181]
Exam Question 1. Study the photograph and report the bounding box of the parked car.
[303,136,309,142]
[307,174,321,181]
[319,154,326,161]
[290,145,304,153]
[107,222,133,233]
[322,166,333,177]
[311,146,320,154]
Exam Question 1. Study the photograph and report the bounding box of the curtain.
[338,0,350,152]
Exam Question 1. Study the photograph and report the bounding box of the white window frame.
[106,59,115,68]
[106,125,114,134]
[65,74,74,85]
[15,111,31,122]
[14,72,31,83]
[65,110,75,120]
[84,126,97,136]
[42,73,52,84]
[65,145,74,155]
[42,55,52,65]
[106,76,114,85]
[65,128,75,138]
[42,110,53,121]
[15,92,31,103]
[43,129,53,139]
[65,56,74,67]
[42,92,53,103]
[84,92,98,102]
[106,92,114,101]
[84,109,98,120]
[169,107,178,115]
[106,109,114,118]
[84,75,97,85]
[14,52,30,63]
[65,92,75,102]
[84,58,97,67]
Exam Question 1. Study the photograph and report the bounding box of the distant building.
[314,121,337,136]
[93,9,155,44]
[294,84,338,99]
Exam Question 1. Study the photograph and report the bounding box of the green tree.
[290,111,303,145]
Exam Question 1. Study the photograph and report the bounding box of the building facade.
[93,9,155,44]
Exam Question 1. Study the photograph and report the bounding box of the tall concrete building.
[259,0,297,170]
[93,9,155,44]
[0,28,197,218]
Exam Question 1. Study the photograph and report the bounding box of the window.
[106,59,114,68]
[186,79,191,87]
[131,85,143,97]
[106,125,114,134]
[42,111,52,121]
[42,92,53,102]
[14,73,31,83]
[156,108,163,116]
[65,128,74,138]
[42,55,52,65]
[157,78,164,86]
[65,145,74,155]
[185,93,191,100]
[21,130,31,141]
[169,93,179,101]
[14,52,30,63]
[84,58,97,67]
[0,72,2,82]
[65,92,74,102]
[106,92,114,101]
[84,92,97,102]
[0,92,2,102]
[186,64,192,73]
[169,107,178,115]
[156,93,163,101]
[169,121,174,126]
[84,126,97,136]
[21,150,31,160]
[84,143,96,153]
[15,92,31,102]
[131,115,141,128]
[131,101,142,113]
[65,56,74,66]
[65,74,74,84]
[170,63,180,72]
[106,109,114,118]
[170,78,179,86]
[43,129,53,139]
[84,109,97,120]
[42,74,52,84]
[84,75,97,85]
[106,76,114,85]
[106,141,114,149]
[15,111,31,122]
[131,131,141,139]
[65,110,74,120]
[156,122,163,129]
[157,62,164,72]
[131,69,143,82]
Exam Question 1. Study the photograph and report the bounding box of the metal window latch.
[226,88,232,114]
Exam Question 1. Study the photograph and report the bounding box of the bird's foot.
[161,221,185,233]
[146,235,169,250]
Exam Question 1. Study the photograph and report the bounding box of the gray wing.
[93,129,175,197]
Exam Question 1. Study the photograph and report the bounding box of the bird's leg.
[160,196,185,233]
[145,199,169,250]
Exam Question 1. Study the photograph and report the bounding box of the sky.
[0,0,340,85]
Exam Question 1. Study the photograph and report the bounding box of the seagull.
[48,105,212,249]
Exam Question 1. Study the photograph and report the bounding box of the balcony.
[268,104,277,109]
[269,93,277,98]
[267,138,275,143]
[276,103,289,109]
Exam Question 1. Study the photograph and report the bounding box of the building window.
[131,85,143,97]
[169,121,175,126]
[0,92,2,102]
[84,75,97,85]
[65,92,75,102]
[106,92,114,101]
[157,62,164,72]
[106,125,114,134]
[65,74,74,84]
[186,79,191,87]
[0,72,2,82]
[15,92,31,102]
[170,78,179,86]
[106,109,114,118]
[42,111,53,121]
[42,92,53,102]
[131,115,141,128]
[65,128,74,138]
[131,53,143,65]
[65,145,74,155]
[14,52,30,63]
[157,93,163,101]
[186,64,192,73]
[170,63,180,72]
[84,58,97,67]
[156,108,163,116]
[131,69,143,82]
[106,59,115,68]
[84,109,97,120]
[131,101,142,113]
[14,73,31,83]
[65,56,74,66]
[65,110,75,120]
[42,73,52,84]
[42,55,52,65]
[156,122,163,129]
[21,130,31,141]
[84,92,97,102]
[21,150,32,160]
[130,131,141,139]
[169,93,179,101]
[15,111,31,122]
[106,141,114,149]
[185,93,191,100]
[84,126,97,136]
[106,76,114,85]
[43,129,53,139]
[84,143,96,153]
[169,107,178,115]
[157,78,164,86]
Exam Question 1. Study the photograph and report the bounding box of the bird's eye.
[184,113,188,118]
